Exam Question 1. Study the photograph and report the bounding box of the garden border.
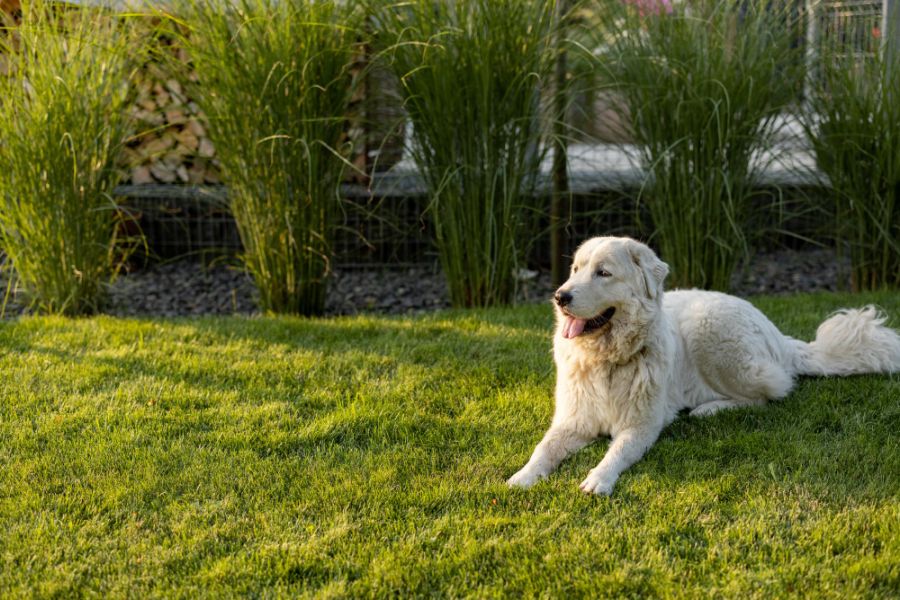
[116,142,830,268]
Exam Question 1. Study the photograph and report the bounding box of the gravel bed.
[0,247,851,318]
[102,262,557,317]
[730,247,851,297]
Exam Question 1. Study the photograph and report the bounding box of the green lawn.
[1,292,899,598]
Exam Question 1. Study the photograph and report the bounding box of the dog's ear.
[628,241,669,301]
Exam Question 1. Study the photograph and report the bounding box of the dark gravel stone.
[730,247,852,297]
[0,247,854,319]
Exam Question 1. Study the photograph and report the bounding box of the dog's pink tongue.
[563,316,587,339]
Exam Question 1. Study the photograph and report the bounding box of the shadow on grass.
[1,309,898,503]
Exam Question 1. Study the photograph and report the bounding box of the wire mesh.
[815,1,884,59]
[115,184,436,268]
[115,179,833,271]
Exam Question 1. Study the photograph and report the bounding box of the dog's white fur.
[508,236,900,495]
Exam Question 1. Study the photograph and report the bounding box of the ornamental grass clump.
[0,2,142,315]
[172,0,362,315]
[605,0,801,290]
[803,42,900,290]
[376,0,555,307]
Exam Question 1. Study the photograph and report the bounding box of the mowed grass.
[1,292,899,598]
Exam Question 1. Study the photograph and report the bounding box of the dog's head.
[554,237,669,340]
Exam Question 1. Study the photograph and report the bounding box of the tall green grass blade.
[168,0,363,315]
[0,1,144,315]
[375,0,555,307]
[803,36,900,290]
[600,0,802,290]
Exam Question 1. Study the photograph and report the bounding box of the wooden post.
[550,0,571,287]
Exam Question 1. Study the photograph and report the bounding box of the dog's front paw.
[507,466,543,489]
[579,469,616,496]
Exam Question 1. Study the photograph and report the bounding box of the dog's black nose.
[555,290,573,307]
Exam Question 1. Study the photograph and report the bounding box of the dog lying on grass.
[508,236,900,496]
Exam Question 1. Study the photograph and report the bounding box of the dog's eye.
[572,265,579,273]
[595,269,612,278]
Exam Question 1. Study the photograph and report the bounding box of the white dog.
[508,236,900,495]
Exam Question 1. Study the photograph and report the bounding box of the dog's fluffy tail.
[790,306,900,376]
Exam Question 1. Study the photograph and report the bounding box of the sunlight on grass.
[0,293,898,596]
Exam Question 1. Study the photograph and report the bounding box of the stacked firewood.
[122,49,404,187]
[0,4,221,186]
[1,3,407,187]
[122,56,222,186]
